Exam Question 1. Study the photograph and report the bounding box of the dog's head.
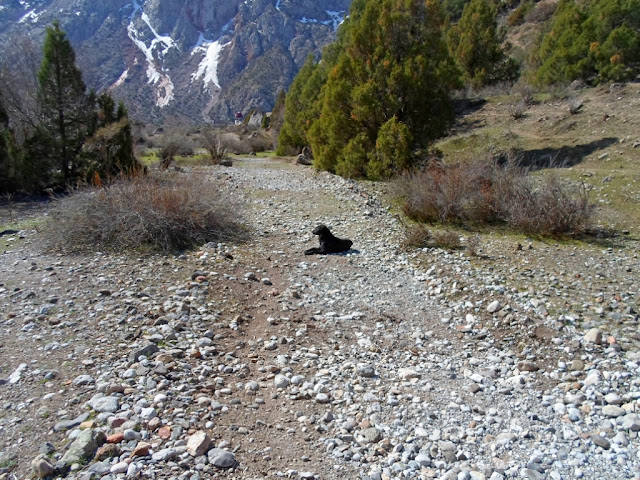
[312,224,330,235]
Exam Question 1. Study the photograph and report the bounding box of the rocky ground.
[1,157,639,480]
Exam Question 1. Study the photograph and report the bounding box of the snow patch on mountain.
[298,10,345,31]
[111,69,129,89]
[191,35,230,89]
[326,10,345,31]
[126,1,175,107]
[18,9,41,24]
[141,11,175,56]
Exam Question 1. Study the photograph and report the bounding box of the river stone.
[54,412,91,432]
[60,429,107,466]
[187,431,211,457]
[89,396,119,413]
[602,405,625,417]
[32,454,56,478]
[487,300,502,313]
[356,427,382,445]
[129,343,159,362]
[151,448,178,461]
[73,374,95,386]
[274,374,289,388]
[208,448,237,468]
[591,434,611,449]
[398,368,420,380]
[584,328,603,344]
[357,365,376,378]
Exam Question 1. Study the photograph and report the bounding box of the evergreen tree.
[448,0,517,88]
[303,0,459,178]
[33,20,93,185]
[534,0,640,85]
[276,55,326,155]
[82,92,141,183]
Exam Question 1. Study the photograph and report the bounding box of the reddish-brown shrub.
[396,160,593,237]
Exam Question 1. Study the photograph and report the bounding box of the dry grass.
[43,173,247,252]
[396,159,593,237]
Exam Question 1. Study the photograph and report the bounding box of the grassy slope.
[435,83,640,235]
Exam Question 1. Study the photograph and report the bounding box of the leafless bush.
[568,97,583,114]
[509,101,526,119]
[0,36,41,143]
[513,84,535,106]
[467,235,481,256]
[247,133,273,153]
[431,230,461,250]
[500,176,593,235]
[402,224,432,248]
[221,133,251,154]
[396,160,593,237]
[201,128,227,164]
[43,173,247,252]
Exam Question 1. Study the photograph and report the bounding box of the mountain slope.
[0,0,351,124]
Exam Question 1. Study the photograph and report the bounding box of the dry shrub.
[501,175,593,235]
[221,133,251,154]
[513,84,535,106]
[396,160,593,237]
[467,235,481,256]
[509,100,526,119]
[201,128,227,164]
[431,230,461,249]
[43,173,246,252]
[402,224,432,248]
[248,133,273,152]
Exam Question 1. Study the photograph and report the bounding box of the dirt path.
[1,158,639,480]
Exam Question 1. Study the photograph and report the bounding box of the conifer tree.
[448,0,517,88]
[533,0,640,85]
[34,20,93,184]
[82,92,141,182]
[276,55,326,155]
[302,0,460,178]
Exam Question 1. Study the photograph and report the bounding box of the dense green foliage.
[534,0,640,84]
[0,22,141,193]
[279,0,460,178]
[448,0,518,88]
[32,20,93,184]
[442,0,472,21]
[276,55,326,155]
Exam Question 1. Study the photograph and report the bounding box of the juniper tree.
[34,20,93,185]
[447,0,517,88]
[304,0,460,178]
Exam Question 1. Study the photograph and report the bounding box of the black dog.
[304,224,353,255]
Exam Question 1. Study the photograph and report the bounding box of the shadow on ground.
[511,137,619,168]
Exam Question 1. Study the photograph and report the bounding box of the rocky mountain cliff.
[0,0,351,124]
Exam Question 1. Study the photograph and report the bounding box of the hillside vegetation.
[278,0,639,175]
[274,0,640,236]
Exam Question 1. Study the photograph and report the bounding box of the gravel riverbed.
[1,157,639,480]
